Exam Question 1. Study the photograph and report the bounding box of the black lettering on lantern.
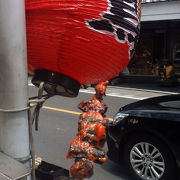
[85,0,141,58]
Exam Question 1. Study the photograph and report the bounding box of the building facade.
[128,0,180,78]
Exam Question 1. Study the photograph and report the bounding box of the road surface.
[28,83,178,180]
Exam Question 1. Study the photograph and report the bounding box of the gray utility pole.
[0,0,31,179]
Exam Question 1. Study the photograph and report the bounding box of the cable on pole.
[28,81,54,180]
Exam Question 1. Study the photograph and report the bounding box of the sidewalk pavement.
[113,82,180,94]
[110,76,180,94]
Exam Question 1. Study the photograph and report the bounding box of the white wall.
[141,1,180,21]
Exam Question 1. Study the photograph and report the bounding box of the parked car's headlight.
[114,112,129,122]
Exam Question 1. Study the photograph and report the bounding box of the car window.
[160,100,180,109]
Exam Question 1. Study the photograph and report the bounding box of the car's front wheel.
[123,134,177,180]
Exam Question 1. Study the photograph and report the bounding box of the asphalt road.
[28,84,178,180]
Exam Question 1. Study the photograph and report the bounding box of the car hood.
[120,94,180,121]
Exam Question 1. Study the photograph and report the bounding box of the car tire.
[123,134,177,180]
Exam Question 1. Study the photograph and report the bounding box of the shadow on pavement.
[102,159,133,180]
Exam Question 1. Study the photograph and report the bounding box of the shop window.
[174,44,180,63]
[173,43,180,76]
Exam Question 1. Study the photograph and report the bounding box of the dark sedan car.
[106,94,180,180]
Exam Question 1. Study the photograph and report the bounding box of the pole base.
[0,152,31,180]
[32,69,81,97]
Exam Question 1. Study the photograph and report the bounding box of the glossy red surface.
[26,0,140,84]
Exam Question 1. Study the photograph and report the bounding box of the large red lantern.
[26,0,141,97]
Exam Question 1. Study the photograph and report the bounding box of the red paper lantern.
[26,0,141,96]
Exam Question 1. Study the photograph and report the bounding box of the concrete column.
[0,0,30,172]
